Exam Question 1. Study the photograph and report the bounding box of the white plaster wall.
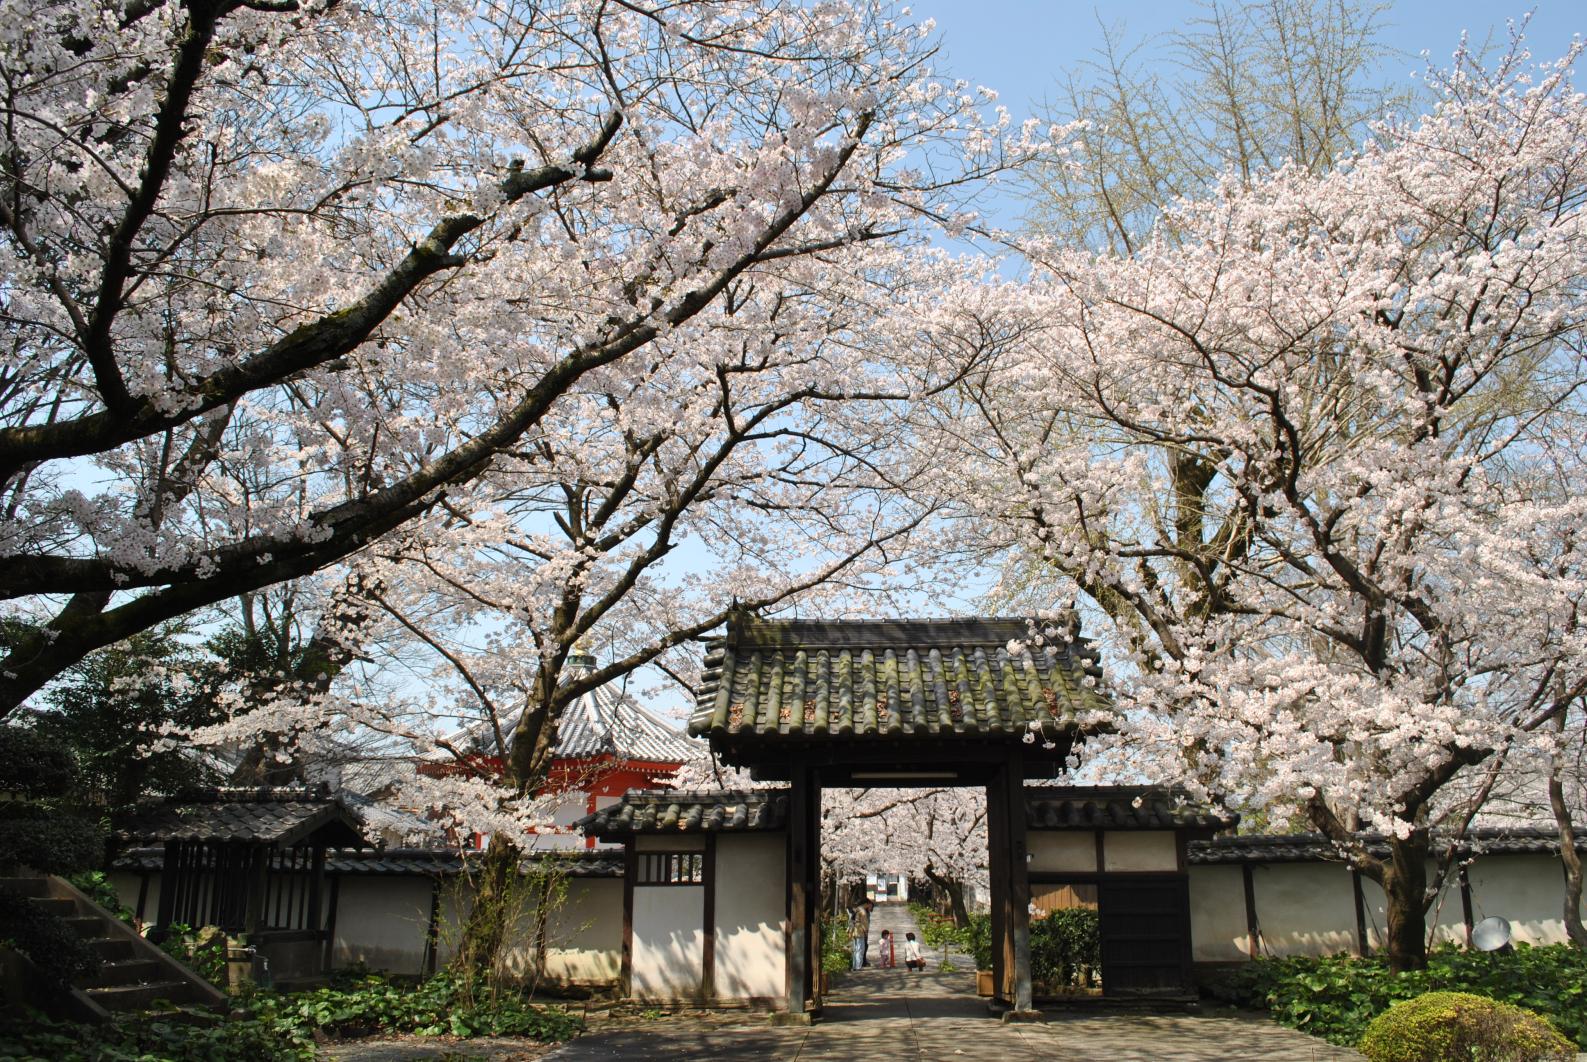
[331,877,434,975]
[1103,832,1178,872]
[1252,863,1358,957]
[1030,832,1096,872]
[714,834,786,1001]
[631,886,705,1000]
[1188,865,1250,961]
[1466,854,1585,946]
[109,871,158,923]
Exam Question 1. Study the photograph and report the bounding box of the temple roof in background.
[432,654,699,767]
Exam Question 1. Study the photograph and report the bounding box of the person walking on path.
[878,929,896,968]
[849,900,873,970]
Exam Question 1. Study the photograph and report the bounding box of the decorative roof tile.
[112,845,624,878]
[1025,786,1237,833]
[578,789,788,837]
[115,786,368,848]
[688,618,1111,747]
[1187,828,1587,865]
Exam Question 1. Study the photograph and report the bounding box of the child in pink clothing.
[878,929,896,968]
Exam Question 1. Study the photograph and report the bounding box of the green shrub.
[821,916,850,974]
[1357,991,1573,1062]
[0,805,103,875]
[158,923,227,986]
[0,727,75,799]
[65,872,133,924]
[1217,945,1587,1049]
[1030,908,1100,990]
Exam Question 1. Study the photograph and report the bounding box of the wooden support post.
[786,763,814,1018]
[1459,866,1475,948]
[1351,868,1369,957]
[1244,864,1262,959]
[422,877,442,976]
[321,875,341,974]
[703,834,717,1002]
[1002,758,1034,1015]
[621,845,635,997]
[985,770,1008,1005]
[156,841,178,930]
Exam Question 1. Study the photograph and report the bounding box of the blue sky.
[914,0,1584,226]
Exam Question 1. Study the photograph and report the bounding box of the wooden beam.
[1459,866,1475,948]
[985,770,1008,1003]
[786,763,814,1016]
[1002,757,1034,1014]
[422,877,442,976]
[621,845,635,998]
[1243,864,1261,960]
[1351,868,1369,957]
[703,834,717,1002]
[321,874,341,974]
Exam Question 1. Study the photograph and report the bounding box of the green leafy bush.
[1030,908,1100,990]
[1357,991,1573,1062]
[0,804,103,875]
[821,917,851,975]
[65,872,133,924]
[0,727,75,799]
[0,891,101,990]
[1212,945,1587,1049]
[157,923,227,986]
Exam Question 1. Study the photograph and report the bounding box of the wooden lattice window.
[637,851,705,886]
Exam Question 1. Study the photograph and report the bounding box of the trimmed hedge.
[1357,991,1573,1062]
[1212,945,1587,1049]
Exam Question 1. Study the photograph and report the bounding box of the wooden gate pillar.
[985,770,1008,1004]
[1002,758,1035,1015]
[785,763,819,1018]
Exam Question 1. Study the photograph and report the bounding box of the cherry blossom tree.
[0,0,1042,714]
[912,42,1587,971]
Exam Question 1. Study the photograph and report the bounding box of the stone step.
[0,876,50,897]
[85,936,134,962]
[26,896,79,918]
[62,914,108,938]
[83,958,166,988]
[85,981,196,1011]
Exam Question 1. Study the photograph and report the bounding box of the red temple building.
[420,653,700,849]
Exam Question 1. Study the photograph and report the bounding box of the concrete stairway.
[0,874,227,1017]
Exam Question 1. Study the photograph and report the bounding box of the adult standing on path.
[849,900,874,970]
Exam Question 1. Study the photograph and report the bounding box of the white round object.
[1471,916,1512,952]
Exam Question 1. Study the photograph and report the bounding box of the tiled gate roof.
[578,789,788,836]
[688,618,1111,746]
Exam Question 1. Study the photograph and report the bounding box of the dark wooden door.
[1097,875,1193,997]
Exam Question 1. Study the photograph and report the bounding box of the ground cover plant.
[1212,946,1587,1049]
[0,971,582,1062]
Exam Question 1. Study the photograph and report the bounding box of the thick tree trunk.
[1380,834,1430,973]
[454,839,519,979]
[924,866,971,928]
[1547,748,1587,948]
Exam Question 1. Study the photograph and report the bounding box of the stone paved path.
[543,902,1363,1061]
